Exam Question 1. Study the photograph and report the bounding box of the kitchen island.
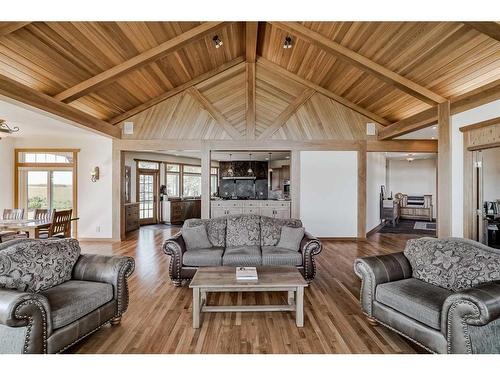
[210,199,291,219]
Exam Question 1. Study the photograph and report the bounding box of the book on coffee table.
[236,267,258,281]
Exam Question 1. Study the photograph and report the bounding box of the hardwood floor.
[70,227,426,354]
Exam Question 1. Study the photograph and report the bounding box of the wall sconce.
[91,167,100,182]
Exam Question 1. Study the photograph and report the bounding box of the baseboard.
[77,237,119,243]
[318,237,367,242]
[366,222,385,237]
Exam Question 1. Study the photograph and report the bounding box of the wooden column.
[357,142,367,239]
[201,144,211,219]
[437,101,452,238]
[112,142,123,241]
[291,150,301,219]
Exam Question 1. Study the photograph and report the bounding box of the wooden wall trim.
[54,22,227,103]
[271,22,446,105]
[257,57,390,126]
[437,101,452,238]
[357,143,367,239]
[367,139,438,152]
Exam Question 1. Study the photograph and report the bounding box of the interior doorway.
[137,169,158,225]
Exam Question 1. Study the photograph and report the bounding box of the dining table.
[0,217,79,239]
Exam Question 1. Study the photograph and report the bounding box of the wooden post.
[201,144,211,219]
[437,101,452,238]
[358,142,367,239]
[291,150,301,219]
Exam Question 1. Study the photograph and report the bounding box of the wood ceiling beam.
[463,22,500,42]
[258,88,315,140]
[0,73,120,138]
[270,22,447,105]
[0,22,31,37]
[110,57,244,125]
[459,116,500,133]
[54,21,227,103]
[246,63,256,139]
[245,22,259,63]
[378,79,500,140]
[257,57,391,126]
[367,140,438,153]
[186,86,242,140]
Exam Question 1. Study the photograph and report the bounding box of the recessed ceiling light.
[213,35,223,49]
[432,126,437,130]
[431,136,435,139]
[283,36,293,49]
[285,156,290,159]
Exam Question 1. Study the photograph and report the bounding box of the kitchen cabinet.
[211,200,291,219]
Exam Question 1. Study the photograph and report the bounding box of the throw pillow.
[182,225,212,250]
[277,226,305,251]
[0,238,81,293]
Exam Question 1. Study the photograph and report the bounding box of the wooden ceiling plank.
[54,22,227,103]
[257,57,391,126]
[110,57,245,124]
[0,72,120,138]
[463,22,500,42]
[378,78,500,140]
[0,22,31,37]
[258,88,315,140]
[271,22,447,105]
[186,86,242,140]
[245,22,259,63]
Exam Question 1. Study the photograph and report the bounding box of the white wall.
[300,151,358,237]
[482,147,500,202]
[451,100,500,236]
[366,152,386,232]
[388,158,437,218]
[0,137,14,213]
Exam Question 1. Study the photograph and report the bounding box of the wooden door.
[137,170,158,225]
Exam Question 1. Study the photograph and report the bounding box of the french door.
[137,169,158,225]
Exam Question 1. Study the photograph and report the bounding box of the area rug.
[378,219,437,236]
[413,222,437,231]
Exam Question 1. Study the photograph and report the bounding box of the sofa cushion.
[223,245,262,266]
[375,278,452,329]
[260,216,303,246]
[277,226,305,251]
[183,247,224,267]
[183,218,227,247]
[182,225,212,250]
[262,246,303,266]
[41,280,113,329]
[0,238,81,293]
[226,215,260,247]
[404,237,500,292]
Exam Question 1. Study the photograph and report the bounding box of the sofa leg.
[366,316,378,326]
[110,316,122,326]
[173,280,182,287]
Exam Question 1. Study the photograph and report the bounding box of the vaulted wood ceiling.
[0,21,498,139]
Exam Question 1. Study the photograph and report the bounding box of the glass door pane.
[138,172,157,223]
[51,171,73,210]
[27,171,49,217]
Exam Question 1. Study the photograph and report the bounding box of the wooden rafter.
[0,73,120,138]
[463,22,500,42]
[378,79,500,140]
[271,22,447,105]
[258,88,315,140]
[0,22,30,37]
[245,22,259,63]
[245,22,258,139]
[459,116,500,133]
[54,22,227,103]
[257,57,391,126]
[186,86,242,140]
[367,140,438,153]
[110,57,245,125]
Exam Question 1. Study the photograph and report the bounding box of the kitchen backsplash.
[218,161,268,199]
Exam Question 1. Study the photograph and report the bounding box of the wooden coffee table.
[189,266,308,328]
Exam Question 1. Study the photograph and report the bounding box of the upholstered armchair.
[354,237,500,354]
[0,239,135,354]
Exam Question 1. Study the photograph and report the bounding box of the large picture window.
[165,163,209,199]
[183,165,201,198]
[166,164,180,197]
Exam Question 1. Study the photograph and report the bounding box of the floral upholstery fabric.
[226,215,260,247]
[404,237,500,292]
[183,218,226,247]
[0,238,81,293]
[260,216,303,246]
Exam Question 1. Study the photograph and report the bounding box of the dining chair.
[0,208,26,243]
[33,208,55,238]
[43,209,73,239]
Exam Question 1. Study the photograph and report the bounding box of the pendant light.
[268,152,273,173]
[227,153,234,177]
[283,36,293,49]
[247,153,253,176]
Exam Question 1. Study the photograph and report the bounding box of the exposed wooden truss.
[246,63,256,139]
[245,22,259,63]
[0,73,120,138]
[0,22,30,36]
[378,79,500,139]
[54,22,227,103]
[366,140,438,152]
[186,86,242,140]
[270,22,448,106]
[463,22,500,42]
[459,116,500,133]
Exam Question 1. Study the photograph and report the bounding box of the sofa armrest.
[163,232,187,284]
[299,232,322,281]
[0,289,51,353]
[72,254,135,316]
[353,252,412,317]
[442,280,500,353]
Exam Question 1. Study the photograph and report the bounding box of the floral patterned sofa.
[354,237,500,354]
[163,214,322,285]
